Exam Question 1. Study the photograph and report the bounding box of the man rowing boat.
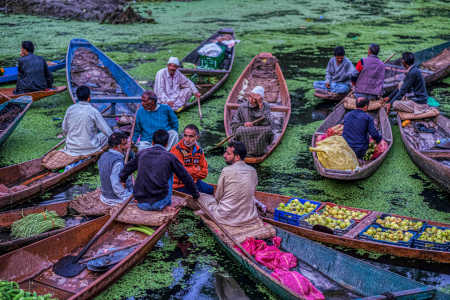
[230,86,273,157]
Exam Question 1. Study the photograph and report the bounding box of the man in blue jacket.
[343,98,387,159]
[133,90,179,151]
[120,129,199,211]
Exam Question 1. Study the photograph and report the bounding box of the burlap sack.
[42,150,80,170]
[398,109,440,120]
[69,189,110,215]
[343,95,383,111]
[111,195,186,226]
[42,148,105,170]
[201,215,276,244]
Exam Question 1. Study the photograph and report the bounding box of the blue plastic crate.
[273,198,322,227]
[374,214,425,232]
[300,213,355,235]
[358,224,417,247]
[413,225,450,252]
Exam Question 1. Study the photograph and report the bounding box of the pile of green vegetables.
[11,211,65,239]
[0,281,56,300]
[363,139,377,161]
[186,73,220,85]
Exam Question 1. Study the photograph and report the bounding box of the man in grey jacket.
[314,46,355,94]
[15,41,53,94]
[98,131,133,205]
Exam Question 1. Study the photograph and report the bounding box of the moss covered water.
[0,0,449,298]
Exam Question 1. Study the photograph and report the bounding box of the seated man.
[171,124,214,195]
[133,90,179,152]
[62,85,112,156]
[343,97,386,159]
[384,52,429,113]
[120,129,199,211]
[153,57,201,110]
[230,86,273,157]
[98,131,133,206]
[351,43,385,100]
[15,41,53,94]
[196,141,260,226]
[313,46,355,94]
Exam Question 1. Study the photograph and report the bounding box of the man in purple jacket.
[120,129,199,211]
[352,44,385,100]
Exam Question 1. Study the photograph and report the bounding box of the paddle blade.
[53,255,86,277]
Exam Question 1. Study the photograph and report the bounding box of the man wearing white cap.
[230,86,273,157]
[153,57,201,111]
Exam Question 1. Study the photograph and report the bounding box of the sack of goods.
[310,135,358,170]
[198,43,224,57]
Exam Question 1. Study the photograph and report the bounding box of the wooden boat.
[201,214,445,300]
[311,102,393,180]
[315,41,450,101]
[0,200,89,254]
[0,96,32,146]
[66,38,143,117]
[224,52,291,164]
[0,60,65,84]
[238,188,450,264]
[177,28,236,112]
[384,41,450,94]
[397,115,450,192]
[0,150,99,209]
[0,86,67,105]
[0,201,183,300]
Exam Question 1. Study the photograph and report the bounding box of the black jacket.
[15,53,53,94]
[389,65,428,104]
[119,145,199,204]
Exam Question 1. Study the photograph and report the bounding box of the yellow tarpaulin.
[310,135,358,171]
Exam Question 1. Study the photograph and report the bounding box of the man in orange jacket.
[171,124,214,195]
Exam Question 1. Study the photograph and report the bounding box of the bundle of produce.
[304,213,352,231]
[0,280,56,300]
[320,205,367,221]
[417,226,450,244]
[362,226,415,243]
[11,210,65,239]
[375,215,423,231]
[183,62,196,69]
[363,138,377,160]
[276,199,318,216]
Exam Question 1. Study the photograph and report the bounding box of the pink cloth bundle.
[236,236,324,300]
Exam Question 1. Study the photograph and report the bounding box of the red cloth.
[236,237,324,299]
[355,59,364,72]
[271,269,325,300]
[372,139,388,159]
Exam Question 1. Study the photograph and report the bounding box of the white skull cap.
[251,86,264,99]
[167,57,180,66]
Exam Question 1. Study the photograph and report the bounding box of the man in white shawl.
[153,57,201,111]
[62,85,112,156]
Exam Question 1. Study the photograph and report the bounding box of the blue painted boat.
[0,96,32,146]
[66,39,144,118]
[0,60,65,84]
[199,213,449,300]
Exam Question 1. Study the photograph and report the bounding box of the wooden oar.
[384,53,395,64]
[206,116,266,153]
[124,104,140,165]
[79,242,140,264]
[195,195,258,265]
[197,96,203,120]
[0,91,12,101]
